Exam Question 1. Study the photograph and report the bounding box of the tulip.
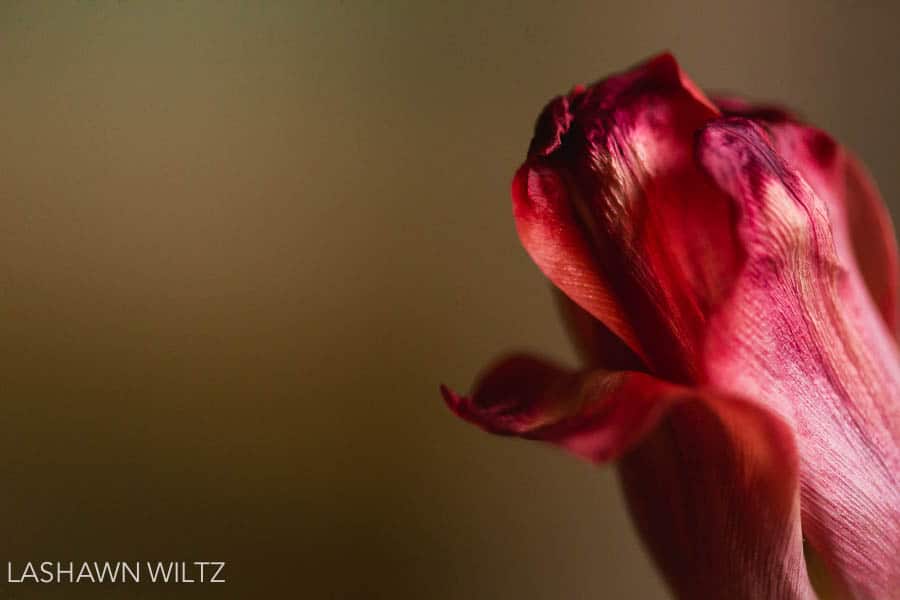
[441,53,900,599]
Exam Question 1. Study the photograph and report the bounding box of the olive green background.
[1,1,898,598]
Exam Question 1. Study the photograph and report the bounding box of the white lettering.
[75,562,95,583]
[6,560,223,584]
[21,562,39,583]
[39,562,54,584]
[145,561,175,583]
[121,561,140,583]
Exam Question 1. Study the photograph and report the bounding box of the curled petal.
[697,118,900,597]
[441,354,675,463]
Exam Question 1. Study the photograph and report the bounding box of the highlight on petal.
[511,163,647,364]
[697,117,900,598]
[441,354,676,464]
[782,130,900,335]
[619,392,816,600]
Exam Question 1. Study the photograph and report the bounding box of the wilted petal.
[513,54,743,382]
[441,355,675,463]
[697,118,900,597]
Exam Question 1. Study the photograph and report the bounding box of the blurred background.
[1,1,898,598]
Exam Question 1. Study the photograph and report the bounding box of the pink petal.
[697,117,900,597]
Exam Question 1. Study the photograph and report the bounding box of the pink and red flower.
[442,53,900,599]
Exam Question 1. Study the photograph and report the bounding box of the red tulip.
[442,53,900,599]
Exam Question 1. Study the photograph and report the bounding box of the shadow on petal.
[619,393,816,600]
